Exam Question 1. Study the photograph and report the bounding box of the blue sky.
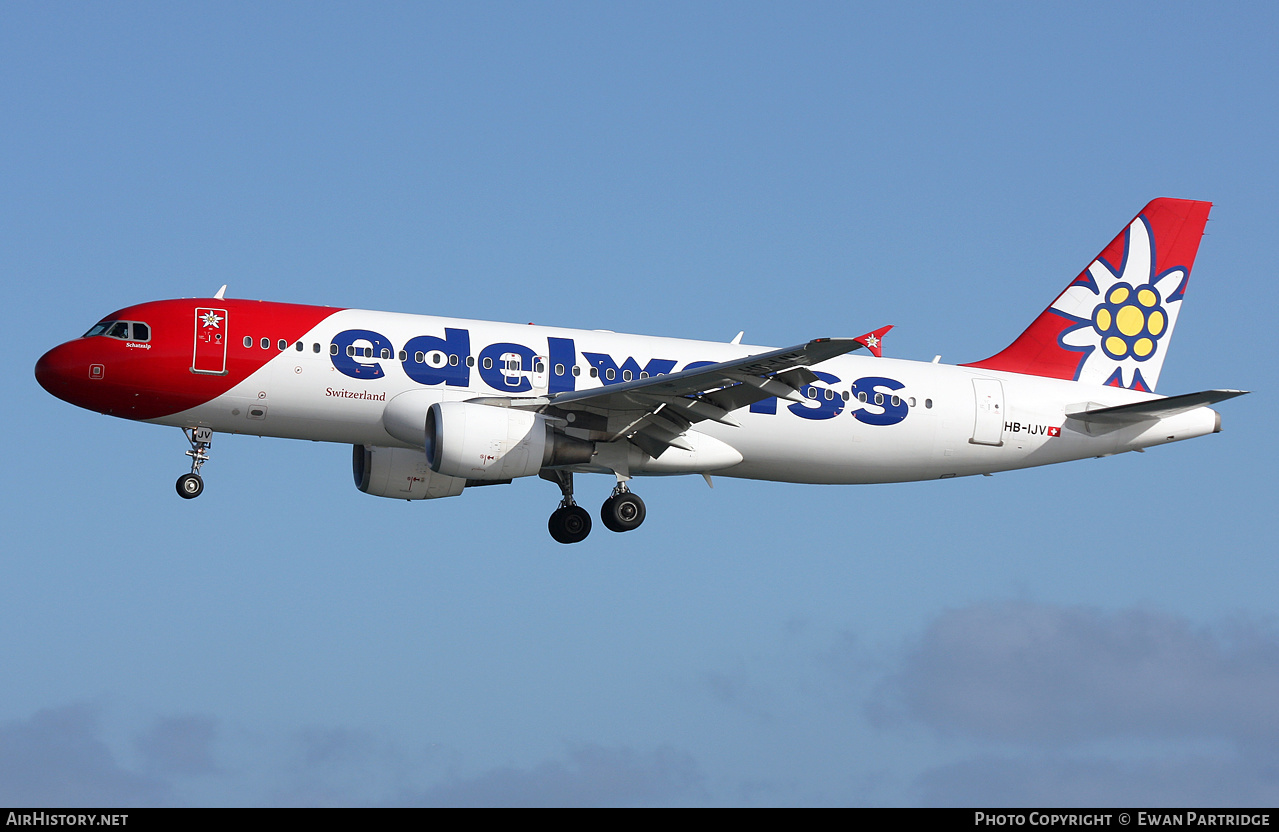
[3,2,1277,806]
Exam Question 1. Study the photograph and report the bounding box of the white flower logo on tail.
[1053,216,1187,391]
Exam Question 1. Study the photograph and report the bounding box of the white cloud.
[914,753,1279,808]
[0,704,169,807]
[870,602,1279,747]
[398,744,704,807]
[135,715,220,777]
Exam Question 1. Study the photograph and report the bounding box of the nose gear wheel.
[177,427,213,499]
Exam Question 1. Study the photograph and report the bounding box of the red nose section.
[35,340,106,412]
[38,298,344,421]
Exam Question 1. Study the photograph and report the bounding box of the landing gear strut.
[600,481,646,533]
[176,426,213,499]
[544,470,592,544]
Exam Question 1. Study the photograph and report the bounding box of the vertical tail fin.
[964,198,1212,392]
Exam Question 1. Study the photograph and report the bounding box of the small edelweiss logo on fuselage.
[201,311,223,329]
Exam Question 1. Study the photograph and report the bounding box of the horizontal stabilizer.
[1066,389,1248,425]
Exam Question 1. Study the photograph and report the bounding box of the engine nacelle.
[352,444,466,500]
[425,400,593,480]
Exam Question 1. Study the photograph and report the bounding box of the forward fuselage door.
[970,377,1005,446]
[499,352,524,389]
[530,354,550,394]
[192,307,229,375]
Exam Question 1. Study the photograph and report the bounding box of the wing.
[472,335,881,459]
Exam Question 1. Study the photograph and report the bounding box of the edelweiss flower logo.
[1091,282,1167,361]
[1052,216,1186,389]
[200,311,223,329]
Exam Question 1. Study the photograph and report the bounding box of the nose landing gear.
[176,427,213,499]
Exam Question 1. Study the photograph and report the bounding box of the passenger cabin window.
[260,338,269,349]
[330,344,339,356]
[244,336,253,348]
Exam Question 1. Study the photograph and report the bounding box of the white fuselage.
[151,309,1219,485]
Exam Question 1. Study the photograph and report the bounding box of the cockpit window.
[83,320,151,342]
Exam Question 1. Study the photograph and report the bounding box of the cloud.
[400,744,705,807]
[915,753,1279,808]
[0,704,170,807]
[870,601,1279,747]
[134,715,220,777]
[0,703,704,807]
[267,725,442,807]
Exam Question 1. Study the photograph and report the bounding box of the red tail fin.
[964,198,1211,392]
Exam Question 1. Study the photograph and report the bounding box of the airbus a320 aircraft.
[36,199,1246,543]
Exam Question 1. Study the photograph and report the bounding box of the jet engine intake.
[352,444,466,500]
[425,401,593,480]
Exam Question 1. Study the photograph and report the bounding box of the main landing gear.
[542,472,647,544]
[545,470,592,544]
[176,427,213,499]
[601,482,646,533]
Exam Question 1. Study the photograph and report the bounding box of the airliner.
[35,198,1246,543]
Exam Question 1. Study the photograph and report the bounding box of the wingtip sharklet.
[853,325,893,358]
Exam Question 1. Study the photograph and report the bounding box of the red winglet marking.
[854,325,893,358]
